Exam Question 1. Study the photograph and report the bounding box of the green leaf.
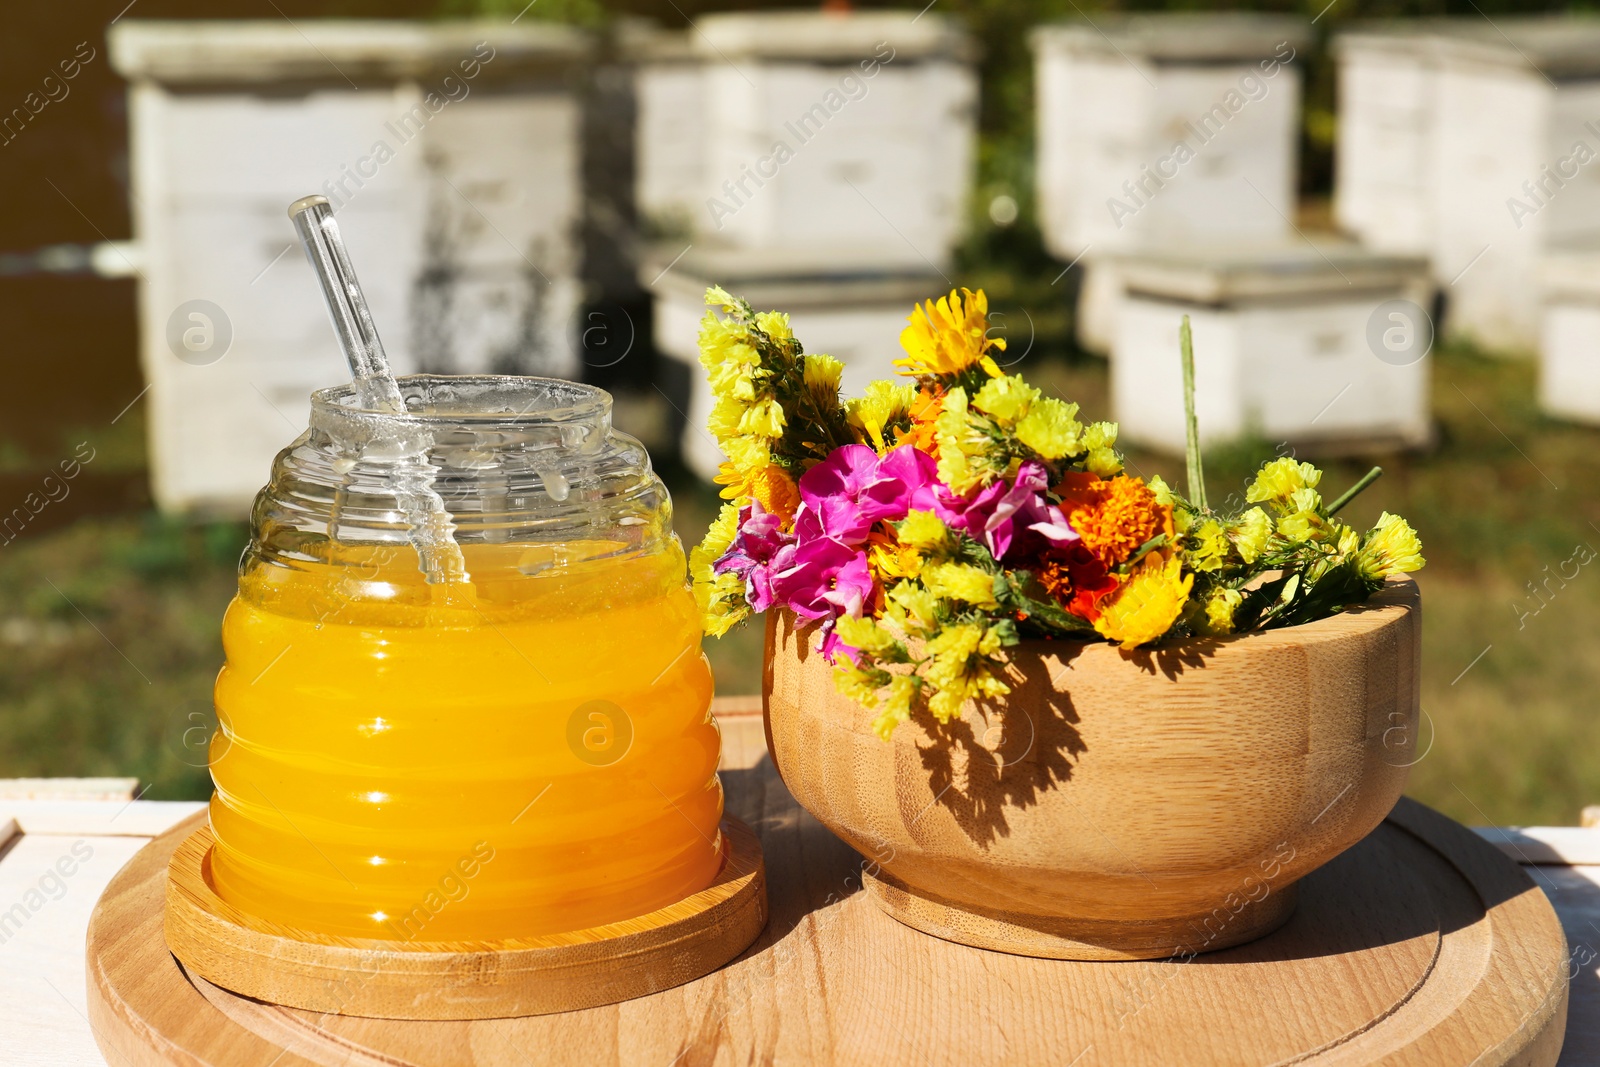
[1118,533,1169,573]
[1232,572,1293,631]
[1180,316,1208,511]
[997,570,1098,635]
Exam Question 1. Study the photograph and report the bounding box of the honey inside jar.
[206,376,724,941]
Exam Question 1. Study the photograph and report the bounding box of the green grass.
[0,515,243,800]
[0,345,1596,827]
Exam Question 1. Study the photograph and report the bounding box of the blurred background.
[1,0,1596,827]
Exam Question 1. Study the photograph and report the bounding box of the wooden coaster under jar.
[164,817,766,1019]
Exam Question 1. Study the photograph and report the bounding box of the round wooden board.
[163,818,767,1020]
[87,713,1570,1066]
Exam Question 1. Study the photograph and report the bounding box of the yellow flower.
[925,684,963,724]
[690,502,740,574]
[697,311,747,369]
[929,664,1010,722]
[1331,523,1361,560]
[737,396,785,439]
[754,310,792,343]
[713,462,800,520]
[1083,421,1118,451]
[1185,518,1230,573]
[896,509,949,552]
[933,387,1004,493]
[709,366,758,404]
[922,624,1011,722]
[1015,396,1083,460]
[704,285,738,312]
[1087,450,1122,477]
[1229,507,1273,563]
[1083,421,1123,476]
[719,435,770,474]
[972,374,1039,424]
[923,623,981,664]
[939,454,977,495]
[694,568,749,637]
[885,581,939,631]
[835,614,902,657]
[701,322,760,400]
[705,395,743,442]
[1196,585,1243,636]
[872,674,919,740]
[867,533,921,580]
[926,686,963,723]
[1146,474,1176,508]
[803,353,844,395]
[920,562,999,608]
[688,507,737,636]
[833,663,886,706]
[846,380,916,451]
[1358,513,1425,580]
[1247,458,1322,507]
[1275,488,1326,544]
[1093,556,1193,649]
[895,288,1005,379]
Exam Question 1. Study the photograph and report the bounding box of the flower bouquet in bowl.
[692,286,1425,959]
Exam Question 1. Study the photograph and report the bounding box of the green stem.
[1327,466,1384,515]
[1180,316,1207,510]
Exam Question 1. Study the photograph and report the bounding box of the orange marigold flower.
[1036,548,1121,622]
[898,386,945,456]
[1057,474,1171,569]
[715,462,800,524]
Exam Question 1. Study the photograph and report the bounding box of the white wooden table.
[7,778,1600,1066]
[0,780,206,1066]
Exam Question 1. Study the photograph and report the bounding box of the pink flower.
[938,461,1079,563]
[743,443,942,661]
[714,501,793,612]
[768,537,870,623]
[1027,510,1081,550]
[820,551,874,617]
[796,444,939,545]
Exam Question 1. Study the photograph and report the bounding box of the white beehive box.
[1031,14,1310,259]
[1030,14,1310,356]
[1109,245,1434,455]
[623,23,706,240]
[684,10,977,271]
[110,20,589,515]
[646,248,946,480]
[1336,18,1600,353]
[1538,248,1600,424]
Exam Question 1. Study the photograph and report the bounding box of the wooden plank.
[710,694,762,718]
[0,779,139,802]
[85,717,1570,1066]
[0,800,207,839]
[1475,827,1600,867]
[1535,866,1600,1066]
[0,833,150,1067]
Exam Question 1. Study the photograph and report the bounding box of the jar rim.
[310,374,611,425]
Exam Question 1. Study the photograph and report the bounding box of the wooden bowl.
[762,576,1421,960]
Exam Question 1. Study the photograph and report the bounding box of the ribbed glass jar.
[208,376,723,941]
